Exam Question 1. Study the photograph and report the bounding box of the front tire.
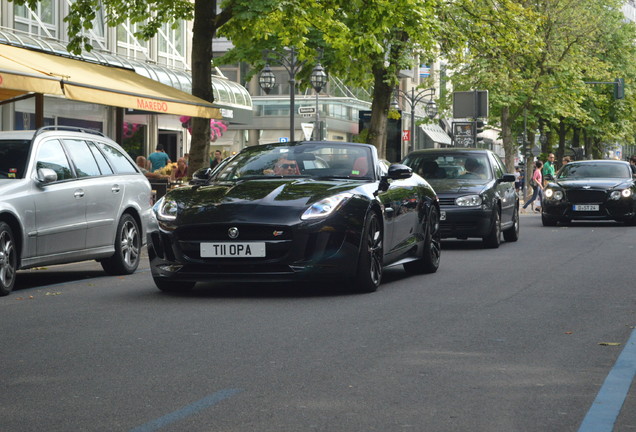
[404,206,441,274]
[101,214,141,275]
[541,213,558,227]
[0,222,17,296]
[503,204,520,242]
[482,208,501,248]
[353,212,383,293]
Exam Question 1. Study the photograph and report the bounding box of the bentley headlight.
[455,194,482,207]
[611,189,632,200]
[610,191,621,200]
[545,189,563,201]
[154,197,178,221]
[301,192,353,220]
[622,189,633,198]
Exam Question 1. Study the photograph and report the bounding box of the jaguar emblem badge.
[228,227,239,239]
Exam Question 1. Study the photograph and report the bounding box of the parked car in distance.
[148,141,441,294]
[0,126,153,296]
[542,159,636,226]
[402,148,519,248]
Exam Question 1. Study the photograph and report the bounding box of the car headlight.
[301,192,353,220]
[545,188,563,201]
[455,194,482,206]
[610,189,633,200]
[153,197,178,221]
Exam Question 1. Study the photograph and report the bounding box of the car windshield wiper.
[314,175,372,180]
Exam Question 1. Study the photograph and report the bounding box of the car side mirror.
[36,168,57,184]
[190,167,212,185]
[498,173,516,183]
[376,164,413,195]
[387,164,413,180]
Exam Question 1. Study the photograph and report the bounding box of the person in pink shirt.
[522,160,544,212]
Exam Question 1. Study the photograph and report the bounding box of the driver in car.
[264,157,299,175]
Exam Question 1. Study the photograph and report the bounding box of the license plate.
[440,211,446,221]
[200,242,266,257]
[573,204,599,211]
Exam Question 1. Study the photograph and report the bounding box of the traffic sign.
[301,123,315,140]
[298,106,316,115]
[279,137,289,143]
[402,130,410,141]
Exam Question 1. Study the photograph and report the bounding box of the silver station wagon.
[0,126,152,295]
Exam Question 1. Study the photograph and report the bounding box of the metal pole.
[315,90,320,140]
[410,88,415,154]
[289,49,296,141]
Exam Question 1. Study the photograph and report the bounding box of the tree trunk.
[367,64,392,159]
[500,106,516,173]
[188,0,215,176]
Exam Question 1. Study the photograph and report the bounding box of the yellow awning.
[0,54,64,98]
[0,44,220,119]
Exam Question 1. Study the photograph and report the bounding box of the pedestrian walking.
[630,155,636,175]
[523,160,544,212]
[542,153,555,187]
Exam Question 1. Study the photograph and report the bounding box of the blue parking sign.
[279,137,289,143]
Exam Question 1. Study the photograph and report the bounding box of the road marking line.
[578,328,636,432]
[129,389,241,432]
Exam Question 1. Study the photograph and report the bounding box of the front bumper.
[439,206,492,239]
[543,199,636,221]
[147,219,362,284]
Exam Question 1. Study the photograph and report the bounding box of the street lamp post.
[310,62,328,140]
[258,47,307,142]
[395,87,438,153]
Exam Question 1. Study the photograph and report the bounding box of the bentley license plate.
[440,211,446,221]
[201,242,266,257]
[573,204,599,211]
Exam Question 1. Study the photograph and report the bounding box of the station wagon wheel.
[404,205,441,274]
[0,222,17,296]
[354,212,383,293]
[482,208,501,248]
[101,214,141,275]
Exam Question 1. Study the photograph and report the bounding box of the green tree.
[219,0,445,159]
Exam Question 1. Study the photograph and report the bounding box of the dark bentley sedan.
[542,159,636,226]
[402,148,519,248]
[148,141,441,293]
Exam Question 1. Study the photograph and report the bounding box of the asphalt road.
[1,213,635,432]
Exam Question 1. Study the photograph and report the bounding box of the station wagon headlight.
[455,194,482,207]
[154,197,178,221]
[302,192,353,220]
[545,189,563,201]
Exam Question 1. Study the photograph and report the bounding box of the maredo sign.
[137,98,169,112]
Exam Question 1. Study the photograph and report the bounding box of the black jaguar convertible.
[147,141,441,293]
[542,159,636,226]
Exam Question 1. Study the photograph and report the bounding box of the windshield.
[558,162,631,179]
[404,153,492,181]
[0,139,31,179]
[214,143,374,181]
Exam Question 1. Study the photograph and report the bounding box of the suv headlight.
[154,197,178,221]
[455,194,482,206]
[301,192,353,220]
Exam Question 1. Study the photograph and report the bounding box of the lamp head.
[259,64,276,94]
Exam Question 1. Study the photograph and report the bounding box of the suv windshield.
[558,162,631,179]
[0,140,31,179]
[214,143,374,181]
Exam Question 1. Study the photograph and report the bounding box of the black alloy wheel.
[404,205,441,274]
[503,203,520,242]
[354,212,383,293]
[483,208,501,248]
[0,222,17,296]
[101,213,141,275]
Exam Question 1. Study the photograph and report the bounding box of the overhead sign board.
[453,90,488,119]
[298,106,316,114]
